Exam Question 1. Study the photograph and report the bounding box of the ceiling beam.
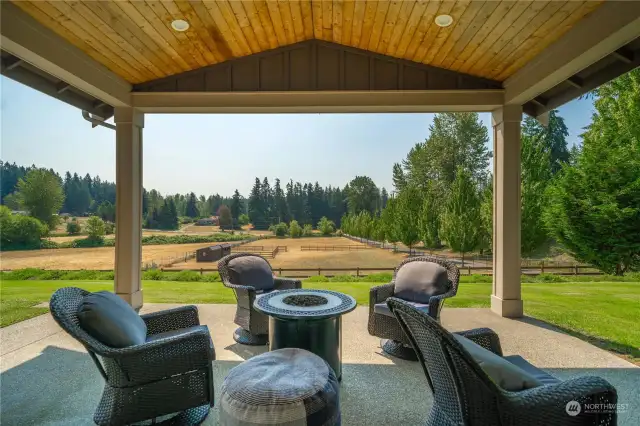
[131,90,504,114]
[0,2,131,107]
[504,1,640,106]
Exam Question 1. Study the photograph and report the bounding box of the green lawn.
[1,280,638,361]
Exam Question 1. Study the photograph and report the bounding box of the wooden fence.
[160,264,601,277]
[301,245,374,251]
[233,245,288,259]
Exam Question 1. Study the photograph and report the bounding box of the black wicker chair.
[388,298,618,426]
[368,256,459,360]
[218,253,302,345]
[49,287,215,426]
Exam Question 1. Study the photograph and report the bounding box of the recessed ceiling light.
[435,14,453,27]
[171,19,190,32]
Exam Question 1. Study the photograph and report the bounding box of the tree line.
[246,176,389,230]
[344,110,572,260]
[343,70,639,275]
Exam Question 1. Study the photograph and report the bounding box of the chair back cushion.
[77,291,147,348]
[228,256,274,290]
[453,334,543,391]
[394,261,449,303]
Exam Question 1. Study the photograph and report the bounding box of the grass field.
[0,242,235,270]
[1,279,638,361]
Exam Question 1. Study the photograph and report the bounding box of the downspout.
[82,110,116,130]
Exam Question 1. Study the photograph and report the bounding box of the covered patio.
[2,0,640,318]
[1,1,640,424]
[1,304,638,425]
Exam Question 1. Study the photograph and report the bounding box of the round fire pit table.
[254,289,356,381]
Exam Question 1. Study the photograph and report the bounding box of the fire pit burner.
[283,295,328,307]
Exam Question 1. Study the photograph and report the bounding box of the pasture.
[0,242,234,270]
[171,236,409,272]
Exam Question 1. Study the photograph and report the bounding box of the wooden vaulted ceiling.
[12,0,604,85]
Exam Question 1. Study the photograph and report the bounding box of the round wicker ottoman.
[220,348,340,426]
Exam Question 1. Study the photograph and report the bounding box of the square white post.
[491,105,523,318]
[114,107,144,309]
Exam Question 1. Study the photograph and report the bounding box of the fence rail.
[301,245,374,251]
[158,264,602,277]
[235,245,288,259]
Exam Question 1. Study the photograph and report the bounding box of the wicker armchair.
[368,256,459,360]
[218,253,302,345]
[388,298,618,426]
[49,287,215,426]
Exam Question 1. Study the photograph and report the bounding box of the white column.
[491,105,523,318]
[114,107,144,309]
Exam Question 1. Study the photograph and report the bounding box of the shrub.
[317,217,335,236]
[328,274,359,282]
[66,221,82,235]
[85,216,106,240]
[143,269,165,280]
[0,206,48,250]
[104,222,115,235]
[533,273,566,283]
[289,220,302,238]
[201,272,221,282]
[306,275,330,282]
[172,270,202,282]
[2,268,44,280]
[335,229,343,237]
[361,272,393,282]
[270,222,288,237]
[302,224,314,237]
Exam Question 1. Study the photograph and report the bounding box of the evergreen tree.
[521,125,553,255]
[401,112,491,191]
[380,188,389,209]
[185,192,199,218]
[230,189,242,224]
[440,168,481,262]
[522,110,569,174]
[261,177,273,225]
[544,69,640,274]
[248,178,266,229]
[418,184,442,248]
[392,163,406,192]
[394,185,422,251]
[273,179,289,223]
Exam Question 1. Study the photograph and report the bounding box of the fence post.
[575,265,579,275]
[541,261,545,274]
[318,268,322,276]
[200,268,203,275]
[356,267,360,277]
[279,268,282,276]
[468,266,471,275]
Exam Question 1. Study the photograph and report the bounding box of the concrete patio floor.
[1,305,638,425]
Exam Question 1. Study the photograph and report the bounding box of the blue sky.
[0,76,594,196]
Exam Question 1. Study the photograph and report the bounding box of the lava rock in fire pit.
[283,295,328,307]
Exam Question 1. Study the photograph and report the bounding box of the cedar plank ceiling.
[12,0,604,85]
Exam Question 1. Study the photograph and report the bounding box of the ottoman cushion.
[220,348,340,426]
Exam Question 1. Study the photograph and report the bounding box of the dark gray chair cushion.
[453,334,543,391]
[393,261,449,303]
[228,256,274,291]
[504,355,561,386]
[375,301,429,317]
[77,291,147,348]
